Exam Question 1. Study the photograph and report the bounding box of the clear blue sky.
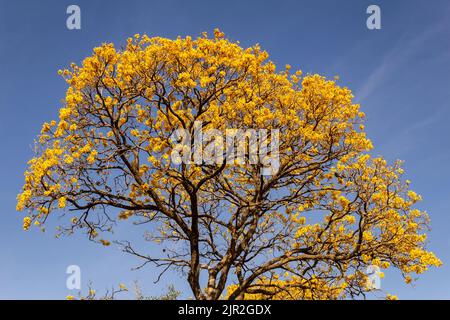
[1,0,449,299]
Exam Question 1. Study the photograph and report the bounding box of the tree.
[17,30,441,300]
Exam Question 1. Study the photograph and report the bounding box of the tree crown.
[17,30,441,299]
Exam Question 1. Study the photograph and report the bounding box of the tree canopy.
[17,30,441,300]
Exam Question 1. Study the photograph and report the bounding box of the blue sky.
[1,0,449,299]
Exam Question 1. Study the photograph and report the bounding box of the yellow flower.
[345,215,356,224]
[100,239,111,246]
[58,197,67,208]
[118,211,133,220]
[23,216,32,231]
[41,122,51,134]
[119,283,128,291]
[64,155,74,164]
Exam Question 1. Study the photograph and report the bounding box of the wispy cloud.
[356,21,448,102]
[376,104,449,159]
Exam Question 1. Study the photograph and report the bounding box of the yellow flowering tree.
[17,30,440,300]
